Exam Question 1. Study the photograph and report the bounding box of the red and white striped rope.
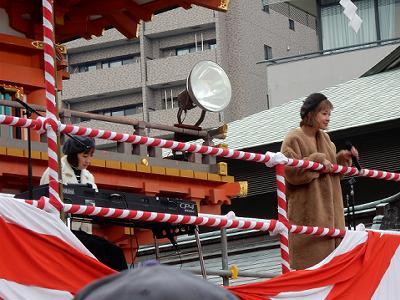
[275,165,290,274]
[289,224,345,237]
[287,158,400,181]
[59,123,271,163]
[22,198,346,238]
[0,115,39,129]
[0,115,271,163]
[24,199,278,231]
[1,114,399,182]
[42,0,62,210]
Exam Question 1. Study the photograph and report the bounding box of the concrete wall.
[144,6,215,37]
[266,43,400,107]
[62,63,142,100]
[69,93,143,112]
[66,29,128,50]
[68,43,140,65]
[146,49,217,86]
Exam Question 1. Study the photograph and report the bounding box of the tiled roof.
[223,69,400,150]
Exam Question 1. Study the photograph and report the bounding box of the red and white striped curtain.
[229,229,400,299]
[0,195,115,299]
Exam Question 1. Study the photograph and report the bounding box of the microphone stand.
[26,109,33,198]
[345,193,351,230]
[14,99,42,199]
[345,177,357,230]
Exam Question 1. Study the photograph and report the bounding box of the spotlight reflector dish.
[187,60,232,112]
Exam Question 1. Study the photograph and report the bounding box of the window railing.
[91,104,143,117]
[69,55,140,74]
[269,2,317,30]
[161,38,217,58]
[258,37,400,65]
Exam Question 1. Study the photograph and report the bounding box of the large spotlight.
[177,60,232,128]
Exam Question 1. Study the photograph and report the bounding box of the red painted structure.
[0,0,236,263]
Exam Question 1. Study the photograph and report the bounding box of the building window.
[70,62,97,73]
[264,45,273,60]
[174,39,217,56]
[85,64,97,72]
[176,47,192,56]
[319,0,398,50]
[262,0,270,13]
[92,104,143,117]
[124,106,140,115]
[0,91,15,138]
[289,19,295,31]
[162,89,178,109]
[108,60,122,68]
[378,0,397,40]
[166,97,178,109]
[70,55,139,74]
[111,109,124,117]
[206,40,217,50]
[162,31,217,57]
[122,56,138,65]
[101,55,139,69]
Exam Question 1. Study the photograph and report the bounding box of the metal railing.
[258,37,400,65]
[137,228,281,285]
[0,99,227,169]
[0,99,226,138]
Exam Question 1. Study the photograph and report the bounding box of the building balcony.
[62,63,142,101]
[66,29,130,51]
[144,6,215,37]
[146,49,217,87]
[265,40,400,108]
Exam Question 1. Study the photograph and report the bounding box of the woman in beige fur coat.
[281,93,358,270]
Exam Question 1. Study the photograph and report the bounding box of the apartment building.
[61,0,318,131]
[264,0,400,107]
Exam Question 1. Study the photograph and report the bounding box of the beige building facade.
[62,1,318,132]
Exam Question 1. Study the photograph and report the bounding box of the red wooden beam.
[106,11,139,39]
[191,0,229,11]
[56,17,110,42]
[66,0,126,19]
[173,0,193,10]
[0,0,229,41]
[124,0,153,22]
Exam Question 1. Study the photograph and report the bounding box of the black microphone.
[345,141,361,171]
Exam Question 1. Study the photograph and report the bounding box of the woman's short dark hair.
[67,147,94,168]
[62,136,95,156]
[300,93,333,127]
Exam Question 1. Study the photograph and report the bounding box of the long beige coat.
[281,128,350,270]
